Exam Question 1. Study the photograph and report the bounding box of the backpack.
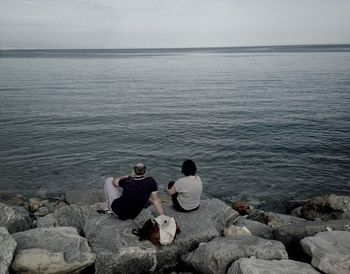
[132,215,181,246]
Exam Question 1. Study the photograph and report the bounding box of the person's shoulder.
[144,176,157,183]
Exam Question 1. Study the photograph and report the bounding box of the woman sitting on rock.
[166,159,202,212]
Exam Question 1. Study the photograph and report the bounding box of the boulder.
[233,216,274,239]
[34,206,50,217]
[0,203,31,233]
[248,209,307,229]
[286,199,308,214]
[65,190,105,205]
[11,227,95,274]
[83,198,238,274]
[0,227,17,274]
[182,236,288,274]
[301,231,350,274]
[301,194,350,220]
[36,204,100,232]
[274,219,350,260]
[228,258,320,274]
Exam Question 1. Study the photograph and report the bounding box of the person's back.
[173,175,202,211]
[104,163,164,220]
[112,175,157,220]
[166,160,202,212]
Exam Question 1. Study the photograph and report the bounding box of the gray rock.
[248,209,307,229]
[291,206,302,217]
[11,227,95,274]
[301,231,350,274]
[28,197,42,212]
[233,216,274,239]
[228,258,320,274]
[65,190,105,205]
[34,206,50,217]
[36,204,100,232]
[274,219,350,260]
[0,227,17,274]
[83,198,238,274]
[0,203,31,233]
[301,194,350,221]
[182,236,288,274]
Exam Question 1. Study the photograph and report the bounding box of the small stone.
[34,206,50,217]
[224,225,252,238]
[28,197,42,212]
[232,201,252,215]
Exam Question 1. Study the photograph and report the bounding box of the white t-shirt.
[174,175,203,210]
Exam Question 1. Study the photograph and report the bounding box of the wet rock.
[83,198,238,274]
[248,209,307,229]
[233,216,274,239]
[228,258,320,274]
[11,227,95,274]
[182,236,288,274]
[0,227,17,274]
[286,199,308,214]
[301,194,350,221]
[65,190,105,205]
[36,204,100,232]
[232,201,252,215]
[0,203,31,233]
[274,219,350,260]
[291,206,303,217]
[301,231,350,274]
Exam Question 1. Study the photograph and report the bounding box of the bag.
[132,216,181,246]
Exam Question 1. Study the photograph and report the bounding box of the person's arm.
[150,191,165,215]
[166,185,177,195]
[112,174,129,187]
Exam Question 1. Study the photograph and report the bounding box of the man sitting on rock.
[104,163,164,220]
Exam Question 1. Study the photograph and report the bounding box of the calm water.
[1,45,350,210]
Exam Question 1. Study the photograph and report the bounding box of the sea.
[1,45,350,211]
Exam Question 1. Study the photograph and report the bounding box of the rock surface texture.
[300,231,350,274]
[301,194,350,220]
[11,227,95,274]
[0,227,17,274]
[65,190,105,205]
[182,236,288,274]
[83,198,238,274]
[36,204,100,232]
[233,216,274,239]
[228,258,320,274]
[0,203,31,233]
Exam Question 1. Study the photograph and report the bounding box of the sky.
[1,0,350,49]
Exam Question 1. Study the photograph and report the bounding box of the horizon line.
[1,43,350,51]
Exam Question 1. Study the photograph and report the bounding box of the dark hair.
[181,159,197,176]
[134,164,146,176]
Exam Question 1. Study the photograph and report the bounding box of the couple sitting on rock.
[104,160,203,220]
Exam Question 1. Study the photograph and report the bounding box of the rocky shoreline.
[1,191,350,274]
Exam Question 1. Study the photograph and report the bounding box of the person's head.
[134,163,147,176]
[181,159,197,176]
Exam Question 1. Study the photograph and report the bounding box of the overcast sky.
[1,0,350,49]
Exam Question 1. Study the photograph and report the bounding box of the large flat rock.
[36,204,100,233]
[0,203,31,233]
[182,236,288,274]
[228,258,320,274]
[301,231,350,274]
[83,198,238,274]
[11,227,95,274]
[0,227,17,274]
[274,219,350,260]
